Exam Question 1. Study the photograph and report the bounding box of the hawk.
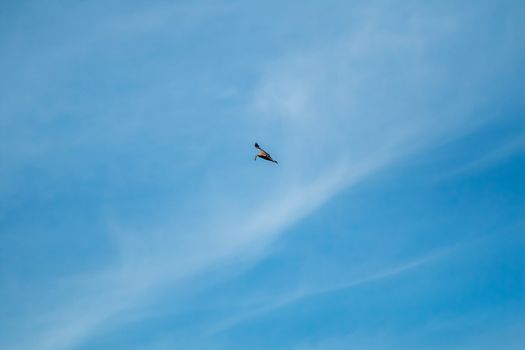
[254,142,278,164]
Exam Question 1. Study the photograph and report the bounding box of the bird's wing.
[254,142,270,156]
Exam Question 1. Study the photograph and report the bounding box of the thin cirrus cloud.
[206,244,459,336]
[1,1,523,350]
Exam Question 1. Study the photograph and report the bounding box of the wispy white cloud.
[437,135,525,180]
[11,158,384,350]
[291,291,525,350]
[2,1,521,349]
[206,245,456,335]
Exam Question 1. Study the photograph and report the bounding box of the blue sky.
[1,0,524,349]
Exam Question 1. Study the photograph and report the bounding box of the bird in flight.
[254,142,278,164]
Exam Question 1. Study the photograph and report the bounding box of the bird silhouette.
[254,142,278,164]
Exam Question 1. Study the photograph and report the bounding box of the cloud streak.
[2,1,522,349]
[207,245,457,335]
